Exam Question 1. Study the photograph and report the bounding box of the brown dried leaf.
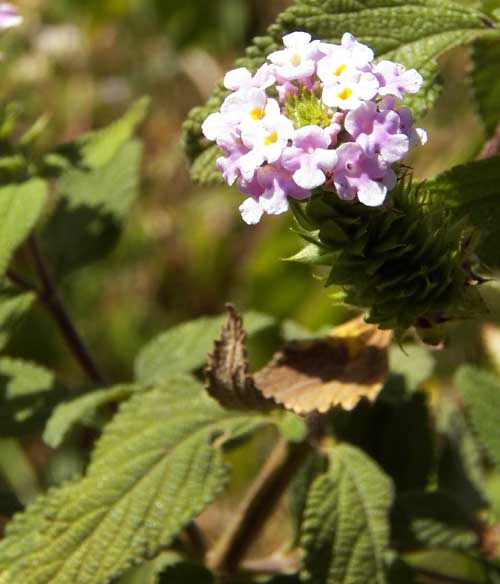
[254,316,392,414]
[205,304,276,411]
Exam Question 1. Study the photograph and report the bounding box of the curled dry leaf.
[254,316,392,414]
[206,307,392,415]
[205,304,276,411]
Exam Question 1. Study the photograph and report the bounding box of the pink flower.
[380,97,428,147]
[238,163,309,224]
[0,3,22,29]
[224,64,275,92]
[282,125,338,189]
[216,142,250,186]
[333,142,396,206]
[268,31,321,82]
[374,60,423,99]
[276,81,299,102]
[345,101,409,163]
[200,30,427,218]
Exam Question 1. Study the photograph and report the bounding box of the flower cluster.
[0,4,22,29]
[202,32,427,224]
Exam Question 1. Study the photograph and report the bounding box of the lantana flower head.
[201,31,426,224]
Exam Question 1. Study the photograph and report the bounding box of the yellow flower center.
[264,131,278,145]
[291,53,302,66]
[334,63,347,76]
[337,87,353,101]
[250,107,265,120]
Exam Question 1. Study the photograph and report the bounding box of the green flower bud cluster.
[284,89,332,129]
[290,178,484,339]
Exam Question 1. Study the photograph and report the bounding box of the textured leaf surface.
[456,366,500,468]
[391,491,479,552]
[183,0,497,182]
[426,157,500,267]
[0,375,268,584]
[135,311,274,384]
[43,140,143,276]
[115,552,182,584]
[0,180,47,277]
[302,444,394,584]
[0,290,35,351]
[471,37,500,138]
[43,385,138,448]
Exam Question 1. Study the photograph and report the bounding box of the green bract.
[289,180,484,335]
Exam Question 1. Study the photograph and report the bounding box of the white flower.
[221,87,276,126]
[201,111,239,143]
[268,31,320,81]
[321,70,379,110]
[339,33,374,65]
[224,64,275,92]
[239,197,264,225]
[318,33,374,70]
[238,112,295,180]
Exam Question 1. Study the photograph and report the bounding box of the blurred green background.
[0,0,487,385]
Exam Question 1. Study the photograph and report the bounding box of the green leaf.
[47,97,150,172]
[135,311,274,385]
[183,0,498,182]
[0,358,54,398]
[0,358,60,438]
[301,444,394,584]
[425,156,500,267]
[455,366,500,469]
[0,290,35,351]
[115,552,183,584]
[437,394,487,513]
[288,451,326,544]
[391,491,479,552]
[43,385,139,449]
[381,344,435,403]
[471,37,500,138]
[43,140,143,276]
[0,375,269,584]
[405,550,490,584]
[0,180,47,277]
[286,244,334,266]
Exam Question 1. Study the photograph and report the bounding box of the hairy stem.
[7,237,105,385]
[209,437,310,578]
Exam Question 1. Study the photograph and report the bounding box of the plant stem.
[7,238,105,385]
[208,437,310,578]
